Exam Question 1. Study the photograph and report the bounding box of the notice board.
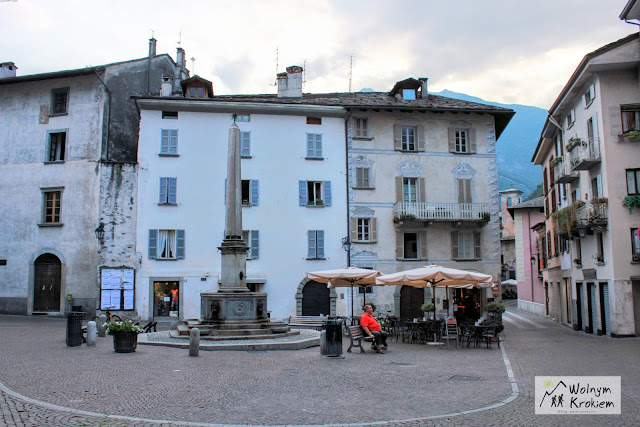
[100,268,135,310]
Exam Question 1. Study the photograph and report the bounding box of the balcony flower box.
[565,137,586,152]
[624,195,640,213]
[549,156,563,167]
[618,130,640,142]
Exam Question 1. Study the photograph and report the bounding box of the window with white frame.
[47,131,66,162]
[306,133,322,159]
[307,230,325,259]
[566,109,576,129]
[621,105,640,132]
[631,228,640,261]
[448,124,475,153]
[299,180,332,206]
[355,167,371,188]
[51,88,69,115]
[401,127,416,151]
[159,177,177,204]
[241,131,251,158]
[160,129,178,155]
[455,129,468,153]
[403,178,417,203]
[584,84,596,107]
[451,231,481,260]
[357,218,370,241]
[627,168,640,195]
[148,229,185,260]
[355,117,369,138]
[243,230,260,259]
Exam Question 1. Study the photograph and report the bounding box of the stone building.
[531,32,640,336]
[0,39,185,317]
[499,188,523,283]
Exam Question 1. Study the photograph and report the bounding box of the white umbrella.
[501,279,517,286]
[307,267,381,318]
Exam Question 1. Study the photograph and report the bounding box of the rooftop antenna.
[348,55,356,93]
[150,29,155,38]
[270,46,279,86]
[177,31,182,47]
[302,58,307,88]
[190,57,196,74]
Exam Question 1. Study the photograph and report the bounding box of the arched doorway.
[400,286,424,319]
[301,280,330,316]
[33,254,61,312]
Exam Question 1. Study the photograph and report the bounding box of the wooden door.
[575,283,583,331]
[400,286,424,319]
[33,254,61,312]
[302,281,330,316]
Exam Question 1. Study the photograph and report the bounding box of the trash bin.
[66,311,85,347]
[324,319,343,357]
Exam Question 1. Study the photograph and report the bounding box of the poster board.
[100,268,135,310]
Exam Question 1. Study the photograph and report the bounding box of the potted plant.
[573,258,582,267]
[106,320,144,353]
[420,303,435,321]
[619,130,640,141]
[623,195,640,213]
[549,155,563,167]
[565,137,585,151]
[485,301,506,322]
[633,254,640,262]
[481,211,491,221]
[314,198,324,206]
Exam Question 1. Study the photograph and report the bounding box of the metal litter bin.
[324,319,343,357]
[66,311,85,347]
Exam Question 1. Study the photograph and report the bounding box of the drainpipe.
[528,210,533,304]
[344,109,353,268]
[94,71,112,161]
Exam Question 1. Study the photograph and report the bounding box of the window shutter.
[419,230,427,259]
[590,84,596,101]
[396,231,404,259]
[457,179,464,203]
[396,177,403,203]
[176,229,185,259]
[169,130,178,154]
[317,230,325,258]
[451,231,459,259]
[308,231,316,258]
[251,230,259,259]
[161,130,169,153]
[592,112,599,141]
[364,168,370,188]
[393,124,402,150]
[323,181,332,206]
[371,218,378,242]
[469,128,476,153]
[351,218,358,242]
[159,178,168,203]
[417,126,425,151]
[596,175,602,198]
[316,134,322,158]
[250,180,259,205]
[418,178,426,203]
[355,168,363,187]
[241,131,251,157]
[299,180,307,206]
[148,229,158,259]
[307,133,314,157]
[465,179,472,203]
[474,232,481,259]
[448,127,455,152]
[168,178,177,204]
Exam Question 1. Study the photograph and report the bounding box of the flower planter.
[112,331,138,353]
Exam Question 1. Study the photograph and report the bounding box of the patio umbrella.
[307,267,381,319]
[501,279,517,286]
[376,265,492,342]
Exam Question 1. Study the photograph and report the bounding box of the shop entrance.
[154,281,179,317]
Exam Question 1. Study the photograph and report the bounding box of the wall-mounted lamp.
[530,255,536,265]
[342,237,354,252]
[95,222,105,243]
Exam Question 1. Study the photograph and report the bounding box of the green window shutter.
[420,231,428,259]
[176,229,185,259]
[161,130,169,153]
[396,231,404,260]
[448,127,455,152]
[241,131,251,157]
[308,231,316,258]
[299,180,307,206]
[317,230,325,258]
[251,230,259,259]
[159,177,168,203]
[371,218,378,243]
[395,177,403,203]
[323,181,332,206]
[417,126,425,151]
[168,178,177,204]
[148,229,158,259]
[474,232,481,259]
[351,218,358,242]
[393,124,402,150]
[469,128,476,153]
[451,231,459,259]
[250,180,259,205]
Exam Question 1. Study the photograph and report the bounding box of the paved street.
[1,305,639,426]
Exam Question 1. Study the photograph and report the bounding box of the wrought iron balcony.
[394,202,490,223]
[573,200,608,237]
[568,136,601,170]
[552,158,578,184]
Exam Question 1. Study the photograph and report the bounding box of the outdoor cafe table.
[468,323,495,348]
[401,319,443,343]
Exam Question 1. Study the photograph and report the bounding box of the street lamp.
[95,222,105,244]
[341,236,353,266]
[530,255,536,265]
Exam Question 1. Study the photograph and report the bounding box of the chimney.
[277,65,303,98]
[148,38,157,57]
[419,77,428,98]
[0,62,17,79]
[176,47,186,70]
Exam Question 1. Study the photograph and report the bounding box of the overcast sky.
[1,0,636,108]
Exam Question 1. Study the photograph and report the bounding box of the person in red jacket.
[360,304,388,353]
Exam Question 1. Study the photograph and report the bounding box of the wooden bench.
[346,325,374,353]
[288,316,328,331]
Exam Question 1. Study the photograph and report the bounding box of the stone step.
[169,330,300,341]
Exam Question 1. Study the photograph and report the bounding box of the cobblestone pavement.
[0,305,639,426]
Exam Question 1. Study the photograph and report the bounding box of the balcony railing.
[578,201,608,225]
[552,158,578,183]
[394,202,490,222]
[568,136,601,170]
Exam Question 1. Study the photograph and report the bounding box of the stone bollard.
[97,314,107,337]
[189,328,200,357]
[320,330,327,355]
[86,321,97,346]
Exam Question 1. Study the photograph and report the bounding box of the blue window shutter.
[148,229,157,259]
[307,134,314,157]
[323,181,332,206]
[316,134,322,157]
[169,130,178,154]
[299,180,307,206]
[308,230,316,258]
[251,230,259,258]
[161,130,169,153]
[159,178,168,203]
[176,229,185,259]
[241,131,251,157]
[168,178,177,204]
[250,180,259,205]
[317,230,325,258]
